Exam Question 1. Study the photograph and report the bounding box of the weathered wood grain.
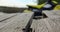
[43,10,60,19]
[31,18,60,32]
[43,18,60,32]
[0,12,33,32]
[31,19,49,32]
[0,13,19,27]
[0,14,17,22]
[43,10,60,32]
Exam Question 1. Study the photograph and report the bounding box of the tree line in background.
[38,0,60,4]
[0,6,26,13]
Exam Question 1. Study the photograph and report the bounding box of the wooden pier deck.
[0,12,34,32]
[0,10,60,32]
[31,10,60,32]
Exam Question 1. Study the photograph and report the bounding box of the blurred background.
[0,0,60,13]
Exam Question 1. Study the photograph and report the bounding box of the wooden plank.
[43,18,53,32]
[0,13,20,27]
[31,19,49,32]
[0,12,34,32]
[43,18,60,32]
[0,14,17,22]
[43,10,60,19]
[42,10,60,32]
[31,18,60,32]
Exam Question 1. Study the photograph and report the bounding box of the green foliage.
[53,0,60,4]
[38,0,60,4]
[38,0,47,4]
[0,6,24,13]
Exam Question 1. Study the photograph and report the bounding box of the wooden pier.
[0,12,34,32]
[31,10,60,32]
[0,10,60,32]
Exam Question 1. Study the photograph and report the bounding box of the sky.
[0,0,37,8]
